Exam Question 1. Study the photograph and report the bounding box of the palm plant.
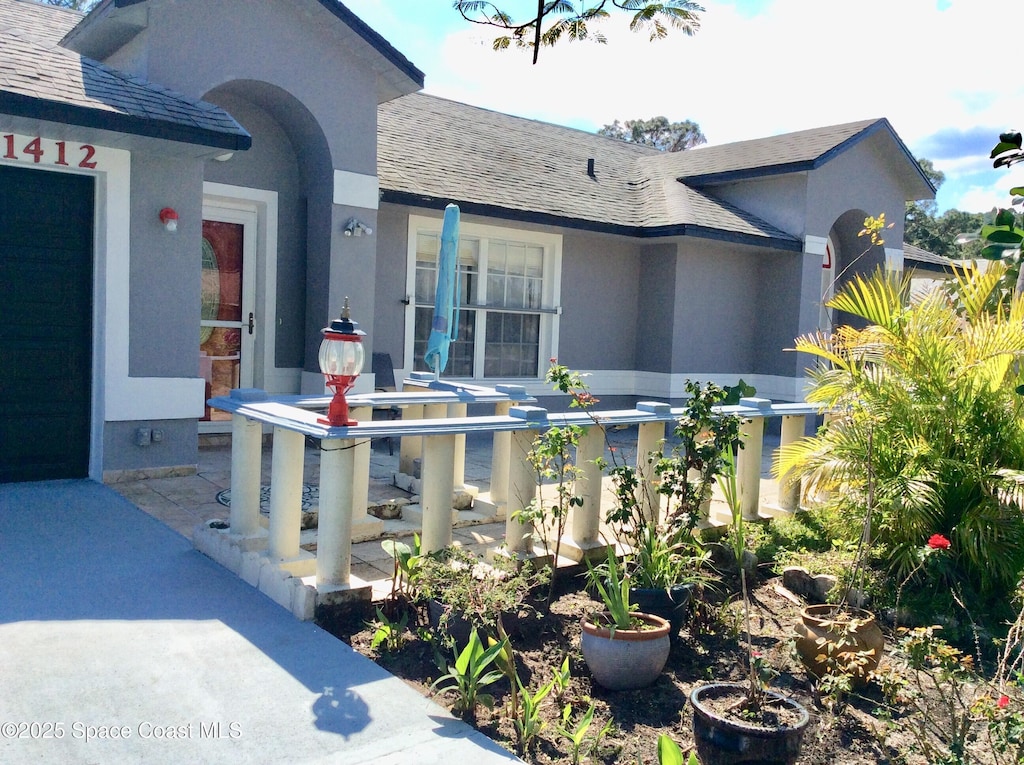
[776,263,1024,594]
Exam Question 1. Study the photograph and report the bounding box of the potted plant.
[689,446,810,765]
[600,379,742,635]
[580,548,671,691]
[416,545,548,646]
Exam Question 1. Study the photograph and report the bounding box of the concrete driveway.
[0,480,521,764]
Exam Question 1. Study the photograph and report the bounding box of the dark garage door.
[0,164,94,482]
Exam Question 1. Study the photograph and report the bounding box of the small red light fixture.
[159,207,179,233]
[317,297,366,426]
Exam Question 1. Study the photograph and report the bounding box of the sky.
[342,0,1023,216]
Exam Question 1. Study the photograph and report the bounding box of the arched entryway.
[197,80,333,429]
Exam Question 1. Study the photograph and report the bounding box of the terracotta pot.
[580,611,671,690]
[628,583,694,636]
[690,682,809,765]
[793,604,884,684]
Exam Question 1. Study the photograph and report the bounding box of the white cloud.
[425,0,1021,144]
[351,0,1024,212]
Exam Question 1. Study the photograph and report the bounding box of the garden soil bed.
[322,574,915,764]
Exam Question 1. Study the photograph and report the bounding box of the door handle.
[248,312,254,335]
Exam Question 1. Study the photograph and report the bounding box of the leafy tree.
[948,132,1024,296]
[454,0,703,65]
[904,157,985,260]
[598,116,706,151]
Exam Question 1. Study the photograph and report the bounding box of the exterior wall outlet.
[135,427,152,446]
[151,429,164,443]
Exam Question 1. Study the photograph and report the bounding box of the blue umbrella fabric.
[424,203,461,378]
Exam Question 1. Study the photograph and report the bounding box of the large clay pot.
[793,604,884,684]
[580,612,671,690]
[690,682,810,765]
[629,583,694,637]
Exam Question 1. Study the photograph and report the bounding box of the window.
[407,216,561,379]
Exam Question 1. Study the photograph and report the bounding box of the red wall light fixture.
[317,297,366,426]
[159,207,179,232]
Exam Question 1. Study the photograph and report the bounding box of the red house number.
[2,134,97,169]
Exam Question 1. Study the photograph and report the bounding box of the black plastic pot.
[629,583,694,636]
[690,682,810,765]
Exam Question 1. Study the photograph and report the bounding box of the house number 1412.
[3,134,97,169]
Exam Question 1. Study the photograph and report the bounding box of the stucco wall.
[558,231,640,371]
[712,174,808,239]
[373,203,413,364]
[202,91,308,370]
[636,243,677,373]
[672,240,758,373]
[122,0,380,176]
[806,131,908,244]
[128,155,204,378]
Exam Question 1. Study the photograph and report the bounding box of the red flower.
[999,694,1010,709]
[927,534,951,550]
[549,357,557,364]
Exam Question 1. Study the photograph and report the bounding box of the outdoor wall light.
[317,297,366,426]
[343,217,373,237]
[159,207,179,233]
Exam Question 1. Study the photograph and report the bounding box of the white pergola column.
[449,402,467,488]
[316,438,355,588]
[420,432,456,553]
[505,427,537,556]
[636,406,669,524]
[267,427,305,562]
[348,406,383,540]
[737,399,771,521]
[559,425,607,562]
[777,414,807,512]
[229,413,263,539]
[484,401,513,517]
[398,389,424,475]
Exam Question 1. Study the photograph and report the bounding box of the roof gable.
[654,118,935,201]
[0,0,250,150]
[62,0,423,102]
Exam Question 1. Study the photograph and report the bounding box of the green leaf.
[992,142,1019,159]
[657,734,684,765]
[985,228,1024,245]
[994,209,1018,228]
[1010,186,1024,198]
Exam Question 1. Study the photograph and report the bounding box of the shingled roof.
[653,118,886,184]
[378,93,802,249]
[0,0,250,151]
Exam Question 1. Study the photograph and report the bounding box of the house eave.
[380,190,803,252]
[0,91,252,152]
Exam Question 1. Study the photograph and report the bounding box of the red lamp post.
[317,297,365,426]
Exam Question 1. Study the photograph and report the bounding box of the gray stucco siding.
[118,0,381,175]
[752,249,806,378]
[672,241,760,374]
[103,419,197,473]
[636,243,677,373]
[373,203,414,366]
[710,174,808,241]
[202,91,307,370]
[557,232,640,371]
[805,132,908,245]
[128,154,204,378]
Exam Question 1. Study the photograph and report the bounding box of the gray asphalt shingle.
[0,0,248,146]
[378,93,883,246]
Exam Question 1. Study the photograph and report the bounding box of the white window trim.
[404,214,562,382]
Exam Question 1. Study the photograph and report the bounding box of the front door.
[0,165,94,481]
[200,204,256,426]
